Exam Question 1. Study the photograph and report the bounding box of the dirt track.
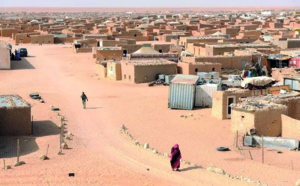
[0,40,299,185]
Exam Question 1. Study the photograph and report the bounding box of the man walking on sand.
[81,92,88,109]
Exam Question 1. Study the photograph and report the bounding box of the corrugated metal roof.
[171,74,199,85]
[268,54,291,60]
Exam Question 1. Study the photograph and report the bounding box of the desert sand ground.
[0,38,299,185]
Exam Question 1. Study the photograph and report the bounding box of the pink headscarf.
[170,144,180,160]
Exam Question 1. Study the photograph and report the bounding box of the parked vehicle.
[18,48,28,57]
[11,49,21,60]
[221,75,243,90]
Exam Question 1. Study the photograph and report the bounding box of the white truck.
[221,75,243,90]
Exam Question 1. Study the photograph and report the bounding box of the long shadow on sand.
[0,136,39,158]
[11,58,35,70]
[180,165,203,172]
[86,107,102,109]
[0,120,59,158]
[33,120,60,137]
[193,107,209,110]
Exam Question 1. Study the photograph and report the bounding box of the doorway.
[227,96,236,118]
[123,50,127,57]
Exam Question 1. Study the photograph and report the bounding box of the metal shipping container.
[165,75,176,85]
[168,75,199,110]
[195,84,220,107]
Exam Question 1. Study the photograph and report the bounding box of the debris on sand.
[205,164,267,185]
[14,161,25,167]
[61,142,68,149]
[57,150,63,155]
[120,124,127,132]
[4,165,11,170]
[29,92,40,100]
[51,106,60,111]
[180,113,194,119]
[65,135,72,140]
[65,133,73,140]
[206,165,226,175]
[40,154,49,160]
[152,149,157,154]
[144,143,149,149]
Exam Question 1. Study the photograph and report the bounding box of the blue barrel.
[248,71,252,77]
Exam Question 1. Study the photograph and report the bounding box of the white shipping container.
[195,84,220,107]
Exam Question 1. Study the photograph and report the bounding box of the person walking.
[81,92,88,109]
[170,144,182,171]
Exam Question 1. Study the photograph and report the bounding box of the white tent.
[133,44,160,54]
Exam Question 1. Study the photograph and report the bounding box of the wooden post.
[261,135,264,164]
[248,151,253,160]
[31,115,33,135]
[17,138,20,163]
[236,130,239,149]
[46,144,49,157]
[60,120,64,151]
[60,124,62,150]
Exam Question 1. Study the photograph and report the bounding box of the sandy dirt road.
[0,40,299,185]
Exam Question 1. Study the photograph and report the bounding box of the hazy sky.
[1,0,300,7]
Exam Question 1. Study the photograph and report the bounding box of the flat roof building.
[0,95,32,136]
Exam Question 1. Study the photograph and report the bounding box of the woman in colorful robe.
[170,144,182,171]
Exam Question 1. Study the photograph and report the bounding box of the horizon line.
[1,6,300,8]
